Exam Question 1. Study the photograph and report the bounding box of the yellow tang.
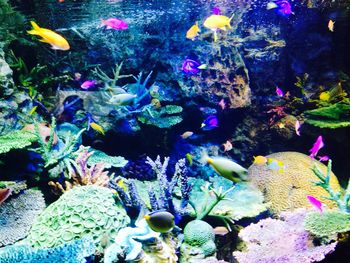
[186,22,201,40]
[203,14,234,42]
[90,122,105,135]
[27,21,70,51]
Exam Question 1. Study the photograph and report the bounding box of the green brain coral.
[304,210,350,238]
[27,185,130,251]
[184,220,215,247]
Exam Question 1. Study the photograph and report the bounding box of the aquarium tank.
[1,0,350,262]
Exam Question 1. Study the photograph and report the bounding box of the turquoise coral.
[27,185,130,252]
[0,237,95,263]
[137,105,183,128]
[87,148,128,169]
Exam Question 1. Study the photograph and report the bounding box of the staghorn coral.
[48,146,111,195]
[180,220,217,263]
[104,218,177,263]
[27,185,130,252]
[0,189,45,247]
[304,210,350,239]
[0,130,37,154]
[0,237,95,263]
[248,152,341,214]
[312,159,350,212]
[233,208,338,263]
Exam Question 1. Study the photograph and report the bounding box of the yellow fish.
[203,14,234,42]
[186,22,201,40]
[29,106,38,116]
[90,122,105,135]
[253,155,268,165]
[319,91,330,101]
[27,21,70,51]
[328,20,335,32]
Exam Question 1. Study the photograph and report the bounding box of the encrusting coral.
[0,237,95,263]
[0,189,45,247]
[180,220,217,263]
[233,208,337,263]
[248,152,341,214]
[26,185,130,252]
[48,146,111,195]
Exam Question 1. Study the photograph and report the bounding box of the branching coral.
[92,62,133,88]
[0,189,45,247]
[28,118,86,180]
[312,159,350,212]
[48,146,111,195]
[0,237,95,263]
[233,209,337,263]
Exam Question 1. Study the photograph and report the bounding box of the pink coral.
[233,209,337,263]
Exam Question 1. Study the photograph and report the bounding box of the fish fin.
[30,21,41,31]
[214,31,218,42]
[50,45,61,50]
[27,29,40,35]
[228,13,234,28]
[220,26,227,31]
[199,149,210,164]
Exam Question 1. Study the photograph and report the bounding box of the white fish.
[108,93,137,106]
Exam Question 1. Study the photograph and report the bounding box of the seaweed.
[305,103,350,128]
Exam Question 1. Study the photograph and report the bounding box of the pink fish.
[307,195,323,213]
[218,98,226,110]
[295,120,301,136]
[318,155,330,162]
[81,80,96,90]
[101,18,128,30]
[276,86,284,97]
[309,135,324,159]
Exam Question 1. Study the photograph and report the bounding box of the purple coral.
[233,208,337,263]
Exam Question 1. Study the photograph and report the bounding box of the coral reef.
[180,220,217,263]
[0,180,27,194]
[0,46,15,97]
[248,152,341,214]
[137,104,183,128]
[233,209,338,263]
[86,148,128,169]
[187,175,268,222]
[0,0,24,47]
[312,159,350,212]
[27,185,130,252]
[104,218,177,263]
[48,146,111,195]
[0,237,95,263]
[0,189,45,247]
[0,130,37,155]
[121,156,156,180]
[305,103,350,128]
[304,210,350,239]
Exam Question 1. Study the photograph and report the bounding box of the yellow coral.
[248,152,342,214]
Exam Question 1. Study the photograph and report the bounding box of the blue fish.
[201,115,218,130]
[267,0,293,16]
[182,59,206,75]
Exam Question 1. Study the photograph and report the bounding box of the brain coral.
[248,152,341,214]
[27,185,130,251]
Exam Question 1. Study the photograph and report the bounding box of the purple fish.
[101,18,128,30]
[81,80,96,90]
[276,0,293,16]
[307,195,323,213]
[201,115,218,130]
[212,6,221,15]
[182,59,201,75]
[309,135,324,159]
[276,86,284,97]
[318,155,330,162]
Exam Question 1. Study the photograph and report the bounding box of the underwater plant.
[27,185,130,252]
[92,62,133,89]
[305,103,350,128]
[233,208,337,263]
[0,237,95,263]
[0,189,45,247]
[0,130,37,155]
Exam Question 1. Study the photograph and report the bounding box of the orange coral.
[248,151,342,214]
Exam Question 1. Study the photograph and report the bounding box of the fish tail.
[199,149,210,164]
[214,31,218,42]
[27,21,41,35]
